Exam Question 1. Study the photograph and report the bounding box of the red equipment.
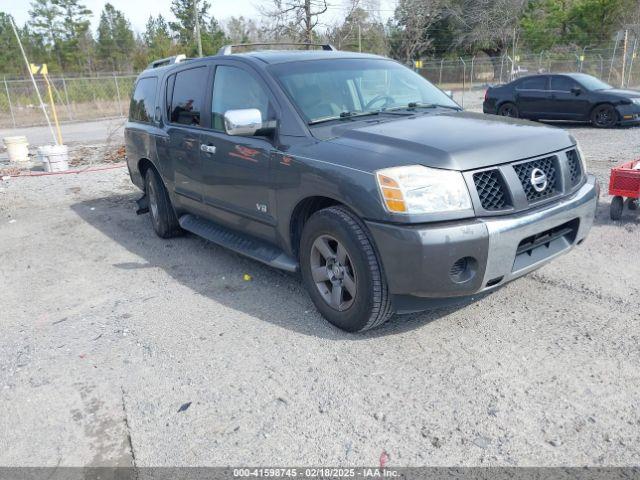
[608,160,640,220]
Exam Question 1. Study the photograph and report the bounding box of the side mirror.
[571,87,582,96]
[224,109,264,136]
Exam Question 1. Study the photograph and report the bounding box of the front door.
[199,62,278,240]
[547,76,591,120]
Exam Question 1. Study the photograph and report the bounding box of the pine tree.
[169,0,227,56]
[97,3,135,71]
[28,0,64,70]
[56,0,92,71]
[144,14,174,60]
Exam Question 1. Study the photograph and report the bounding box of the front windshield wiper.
[308,110,381,125]
[406,102,462,111]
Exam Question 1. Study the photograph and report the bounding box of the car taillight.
[484,89,489,101]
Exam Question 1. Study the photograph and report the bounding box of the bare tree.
[448,0,527,70]
[260,0,329,44]
[391,0,445,63]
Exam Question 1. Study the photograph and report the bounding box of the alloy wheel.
[309,234,357,311]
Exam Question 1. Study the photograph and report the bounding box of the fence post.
[626,39,637,87]
[438,58,444,86]
[459,57,466,107]
[598,54,604,79]
[3,76,16,128]
[114,74,124,117]
[499,55,505,83]
[469,56,475,92]
[61,76,73,120]
[608,37,619,83]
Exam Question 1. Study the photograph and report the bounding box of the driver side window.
[211,66,272,131]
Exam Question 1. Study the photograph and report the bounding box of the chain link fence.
[417,49,640,107]
[1,49,639,128]
[0,74,136,129]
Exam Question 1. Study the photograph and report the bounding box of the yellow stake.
[43,73,63,145]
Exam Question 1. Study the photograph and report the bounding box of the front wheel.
[300,206,394,332]
[498,102,519,118]
[591,104,617,128]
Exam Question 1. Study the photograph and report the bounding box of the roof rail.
[147,54,188,69]
[218,43,337,55]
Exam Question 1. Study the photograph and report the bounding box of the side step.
[179,214,298,272]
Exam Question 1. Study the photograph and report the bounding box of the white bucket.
[3,136,30,163]
[37,144,69,172]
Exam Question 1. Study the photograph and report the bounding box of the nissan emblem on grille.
[530,168,548,192]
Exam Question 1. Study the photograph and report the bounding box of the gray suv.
[125,44,599,332]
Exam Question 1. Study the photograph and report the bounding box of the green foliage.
[520,0,633,51]
[97,3,135,71]
[169,0,227,57]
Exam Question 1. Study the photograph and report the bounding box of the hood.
[323,111,575,171]
[603,88,640,99]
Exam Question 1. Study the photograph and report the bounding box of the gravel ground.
[1,94,639,467]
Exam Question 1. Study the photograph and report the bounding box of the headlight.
[376,165,472,214]
[631,98,640,105]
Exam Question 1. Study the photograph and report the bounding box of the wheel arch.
[288,195,349,259]
[590,101,619,121]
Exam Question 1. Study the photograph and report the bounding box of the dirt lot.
[1,96,639,467]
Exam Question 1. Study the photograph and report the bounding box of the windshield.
[573,74,613,91]
[269,58,460,124]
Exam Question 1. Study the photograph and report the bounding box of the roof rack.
[147,54,188,69]
[218,43,337,55]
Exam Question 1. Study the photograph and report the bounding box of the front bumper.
[366,175,599,303]
[615,104,640,125]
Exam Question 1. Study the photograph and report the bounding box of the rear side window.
[517,77,547,90]
[550,76,578,91]
[211,66,272,131]
[129,77,157,123]
[169,67,208,126]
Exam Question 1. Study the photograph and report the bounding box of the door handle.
[200,144,216,154]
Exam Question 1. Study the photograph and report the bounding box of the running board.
[179,214,298,272]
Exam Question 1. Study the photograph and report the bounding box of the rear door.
[547,75,591,120]
[198,61,279,240]
[164,65,212,207]
[515,76,549,117]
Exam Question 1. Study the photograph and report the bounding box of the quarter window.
[211,66,272,131]
[518,77,547,90]
[170,67,208,126]
[129,77,157,123]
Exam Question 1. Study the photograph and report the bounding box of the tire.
[591,104,617,128]
[626,198,638,211]
[299,206,394,332]
[610,196,624,221]
[497,102,519,118]
[144,168,181,238]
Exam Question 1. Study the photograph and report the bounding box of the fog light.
[449,256,477,283]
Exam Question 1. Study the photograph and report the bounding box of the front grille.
[513,156,558,202]
[473,169,510,210]
[566,149,582,186]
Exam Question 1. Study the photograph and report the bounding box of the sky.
[6,0,398,35]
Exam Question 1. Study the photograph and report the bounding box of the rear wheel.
[145,168,181,238]
[591,104,617,128]
[610,196,624,221]
[627,198,638,211]
[498,102,519,118]
[300,206,394,332]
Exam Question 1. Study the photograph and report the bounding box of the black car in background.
[483,73,640,127]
